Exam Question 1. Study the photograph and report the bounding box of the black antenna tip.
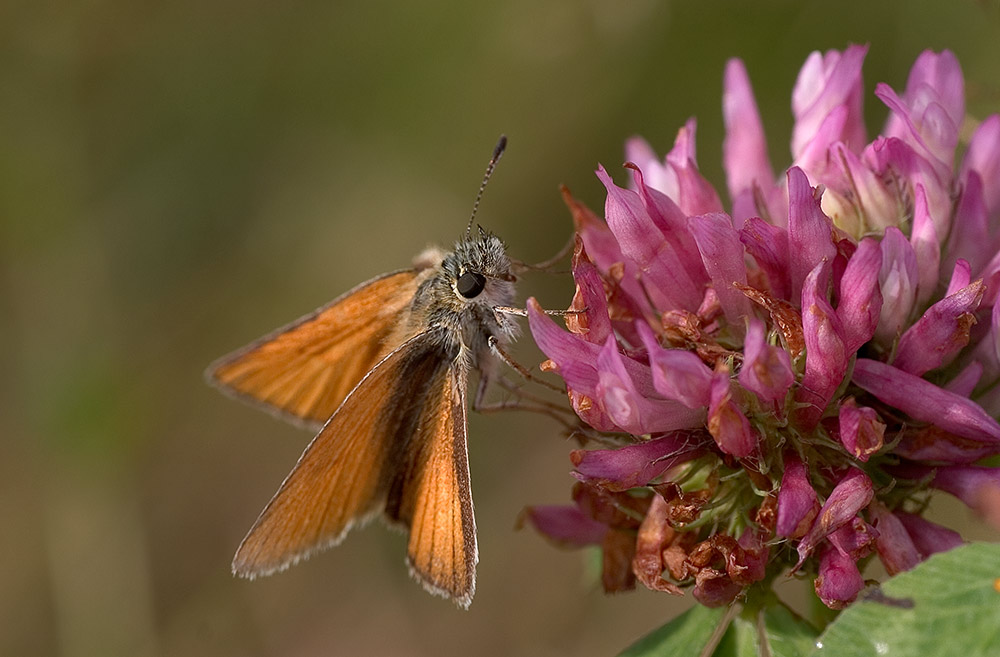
[465,135,508,237]
[493,135,507,161]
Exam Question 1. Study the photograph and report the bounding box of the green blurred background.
[4,1,1000,656]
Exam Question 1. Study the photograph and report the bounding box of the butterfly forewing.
[208,269,420,429]
[232,329,453,578]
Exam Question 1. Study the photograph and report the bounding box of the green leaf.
[759,603,820,657]
[618,604,726,657]
[715,600,818,657]
[810,542,1000,657]
[717,610,758,656]
[618,597,818,657]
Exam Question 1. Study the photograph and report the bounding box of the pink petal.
[521,505,608,547]
[875,226,918,347]
[596,337,647,434]
[969,293,1000,386]
[529,298,600,392]
[881,50,964,173]
[828,517,878,560]
[707,367,758,457]
[894,425,1000,465]
[636,321,712,409]
[852,358,1000,443]
[734,527,769,585]
[565,186,651,316]
[814,543,864,609]
[945,259,971,297]
[870,503,922,576]
[878,80,956,177]
[795,262,848,430]
[838,398,885,461]
[628,165,709,296]
[562,187,653,330]
[666,120,725,217]
[787,167,838,305]
[810,142,896,238]
[723,58,775,209]
[836,236,883,354]
[894,463,1000,529]
[597,165,703,312]
[794,106,849,182]
[572,432,706,491]
[572,257,615,341]
[776,451,819,538]
[910,183,942,308]
[739,217,791,300]
[944,171,993,277]
[895,512,964,558]
[866,137,951,239]
[739,318,795,407]
[893,279,984,376]
[960,114,1000,219]
[528,297,617,431]
[596,335,705,435]
[832,143,898,233]
[792,45,868,161]
[625,135,677,199]
[796,468,874,565]
[903,50,965,131]
[689,213,753,329]
[931,465,1000,520]
[572,209,623,270]
[668,117,698,168]
[945,361,983,398]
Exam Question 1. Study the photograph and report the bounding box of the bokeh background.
[4,1,1000,656]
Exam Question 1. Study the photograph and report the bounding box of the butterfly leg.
[493,305,586,318]
[509,232,575,274]
[486,335,564,392]
[472,340,577,428]
[471,375,578,430]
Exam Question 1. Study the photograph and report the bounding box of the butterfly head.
[405,226,518,355]
[446,226,515,305]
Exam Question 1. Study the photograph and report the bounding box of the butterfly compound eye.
[456,271,487,299]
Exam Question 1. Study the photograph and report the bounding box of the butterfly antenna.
[466,134,507,239]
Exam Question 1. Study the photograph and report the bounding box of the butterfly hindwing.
[386,360,477,608]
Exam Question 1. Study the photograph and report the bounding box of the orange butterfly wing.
[231,329,460,579]
[385,362,477,608]
[207,269,420,429]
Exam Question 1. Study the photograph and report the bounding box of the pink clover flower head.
[526,47,1000,609]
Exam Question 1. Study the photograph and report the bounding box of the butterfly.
[207,137,518,608]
